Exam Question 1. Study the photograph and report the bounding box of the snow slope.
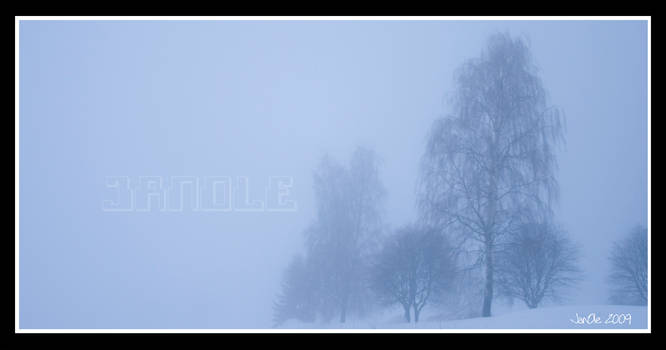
[279,305,648,330]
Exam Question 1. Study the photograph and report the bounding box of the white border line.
[14,15,651,334]
[15,16,20,333]
[15,16,651,21]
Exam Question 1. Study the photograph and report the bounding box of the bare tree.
[272,254,317,327]
[303,147,386,323]
[608,225,648,305]
[371,225,456,323]
[419,33,565,317]
[496,221,580,309]
[306,154,355,322]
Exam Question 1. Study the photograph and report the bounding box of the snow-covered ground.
[279,305,648,330]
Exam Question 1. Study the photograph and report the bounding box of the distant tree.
[371,225,456,323]
[308,147,385,323]
[274,146,385,325]
[608,225,648,305]
[272,254,317,327]
[496,220,580,309]
[306,154,355,322]
[419,33,565,317]
[435,263,485,320]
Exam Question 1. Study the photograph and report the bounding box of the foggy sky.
[19,19,648,328]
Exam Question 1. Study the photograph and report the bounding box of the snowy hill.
[279,305,648,330]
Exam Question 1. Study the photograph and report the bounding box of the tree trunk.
[414,306,420,323]
[483,158,498,318]
[339,290,348,323]
[482,239,494,317]
[403,304,411,323]
[339,303,347,323]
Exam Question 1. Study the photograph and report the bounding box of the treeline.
[273,147,386,325]
[273,33,647,326]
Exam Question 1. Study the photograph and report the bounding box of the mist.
[18,19,648,329]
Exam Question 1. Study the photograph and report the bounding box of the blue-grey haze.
[19,20,648,328]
